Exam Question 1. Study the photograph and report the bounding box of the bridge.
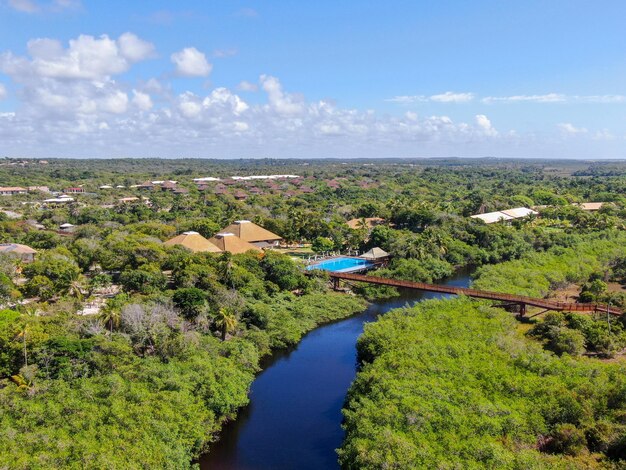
[327,271,623,317]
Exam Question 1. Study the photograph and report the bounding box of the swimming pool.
[306,256,374,273]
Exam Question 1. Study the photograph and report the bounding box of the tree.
[311,236,334,254]
[172,287,206,320]
[213,307,238,341]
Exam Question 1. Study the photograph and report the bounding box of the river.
[201,269,471,469]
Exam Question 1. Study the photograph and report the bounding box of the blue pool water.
[306,256,374,273]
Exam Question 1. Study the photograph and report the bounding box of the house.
[0,243,37,263]
[163,231,222,253]
[208,233,262,254]
[575,202,606,211]
[0,187,27,196]
[470,212,514,224]
[219,220,282,248]
[136,181,155,190]
[64,187,84,194]
[118,197,140,203]
[43,196,75,204]
[160,181,178,192]
[346,217,386,230]
[470,207,537,224]
[233,191,248,200]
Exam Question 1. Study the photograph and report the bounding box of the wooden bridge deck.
[327,272,623,316]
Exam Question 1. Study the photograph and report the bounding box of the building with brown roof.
[575,202,605,211]
[163,231,222,253]
[208,233,262,254]
[219,220,282,247]
[0,243,37,262]
[0,187,28,196]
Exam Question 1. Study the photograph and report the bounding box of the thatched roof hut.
[163,231,222,253]
[208,233,262,255]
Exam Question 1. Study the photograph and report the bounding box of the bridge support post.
[332,277,340,291]
[518,303,526,319]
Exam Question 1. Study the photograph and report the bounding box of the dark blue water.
[201,270,471,470]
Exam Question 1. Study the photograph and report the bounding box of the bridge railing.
[327,272,622,316]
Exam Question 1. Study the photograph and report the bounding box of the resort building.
[164,231,222,253]
[208,233,262,254]
[219,220,282,248]
[0,243,37,262]
[575,202,606,211]
[0,187,28,196]
[470,207,538,224]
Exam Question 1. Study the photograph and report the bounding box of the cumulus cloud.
[558,123,587,135]
[475,114,498,137]
[260,75,305,115]
[171,47,212,77]
[118,33,156,62]
[0,84,6,100]
[1,33,155,80]
[131,90,152,111]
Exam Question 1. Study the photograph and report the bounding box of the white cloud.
[386,92,473,104]
[237,80,258,92]
[0,84,6,100]
[1,33,155,80]
[482,93,626,104]
[430,91,474,103]
[385,95,427,104]
[118,33,156,62]
[260,75,305,115]
[131,90,152,111]
[171,47,212,77]
[7,0,80,13]
[475,114,498,137]
[558,123,587,135]
[483,93,567,104]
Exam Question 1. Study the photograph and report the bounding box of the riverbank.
[201,269,471,469]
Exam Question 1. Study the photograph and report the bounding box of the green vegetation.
[340,297,626,469]
[0,157,624,467]
[0,250,364,469]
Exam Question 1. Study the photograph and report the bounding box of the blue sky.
[0,0,625,158]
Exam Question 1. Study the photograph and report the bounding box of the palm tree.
[98,307,121,334]
[218,252,234,288]
[214,307,238,341]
